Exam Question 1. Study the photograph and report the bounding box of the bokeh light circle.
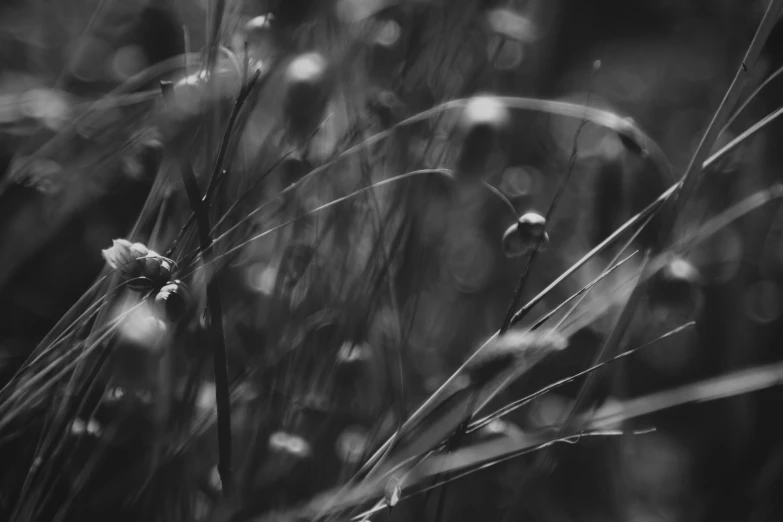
[744,280,782,324]
[374,20,401,48]
[442,227,495,293]
[335,426,368,464]
[269,431,312,458]
[110,45,147,81]
[500,165,540,198]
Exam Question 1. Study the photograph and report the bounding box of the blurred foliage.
[1,1,783,522]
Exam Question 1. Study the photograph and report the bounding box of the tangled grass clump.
[2,1,783,521]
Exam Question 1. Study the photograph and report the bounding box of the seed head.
[283,52,330,146]
[154,280,190,323]
[102,239,174,291]
[279,152,310,187]
[455,96,510,185]
[168,62,241,118]
[518,212,546,236]
[244,14,274,36]
[501,212,549,258]
[243,14,277,62]
[648,255,703,321]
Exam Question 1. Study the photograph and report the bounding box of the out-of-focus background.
[1,1,783,521]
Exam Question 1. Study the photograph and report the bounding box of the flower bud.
[102,239,175,291]
[279,152,311,187]
[243,14,277,62]
[154,280,190,323]
[283,52,330,146]
[648,256,703,322]
[168,61,241,119]
[501,212,549,258]
[455,96,510,184]
[518,212,546,239]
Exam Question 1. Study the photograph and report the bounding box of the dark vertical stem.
[203,70,261,204]
[160,80,234,494]
[178,157,233,496]
[165,69,262,259]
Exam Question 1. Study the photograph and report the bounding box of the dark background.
[1,1,783,521]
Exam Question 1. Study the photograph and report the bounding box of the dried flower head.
[455,96,510,184]
[502,212,549,258]
[279,152,311,187]
[154,280,190,323]
[283,52,330,146]
[243,14,278,62]
[102,239,174,291]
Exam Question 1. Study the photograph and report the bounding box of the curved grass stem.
[538,0,783,479]
[668,0,783,237]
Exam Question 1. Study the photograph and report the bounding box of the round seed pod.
[283,52,330,147]
[518,211,547,239]
[245,14,274,36]
[648,256,703,321]
[334,341,372,384]
[279,152,311,187]
[454,96,510,185]
[243,14,277,63]
[366,14,406,84]
[501,212,549,258]
[155,280,190,323]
